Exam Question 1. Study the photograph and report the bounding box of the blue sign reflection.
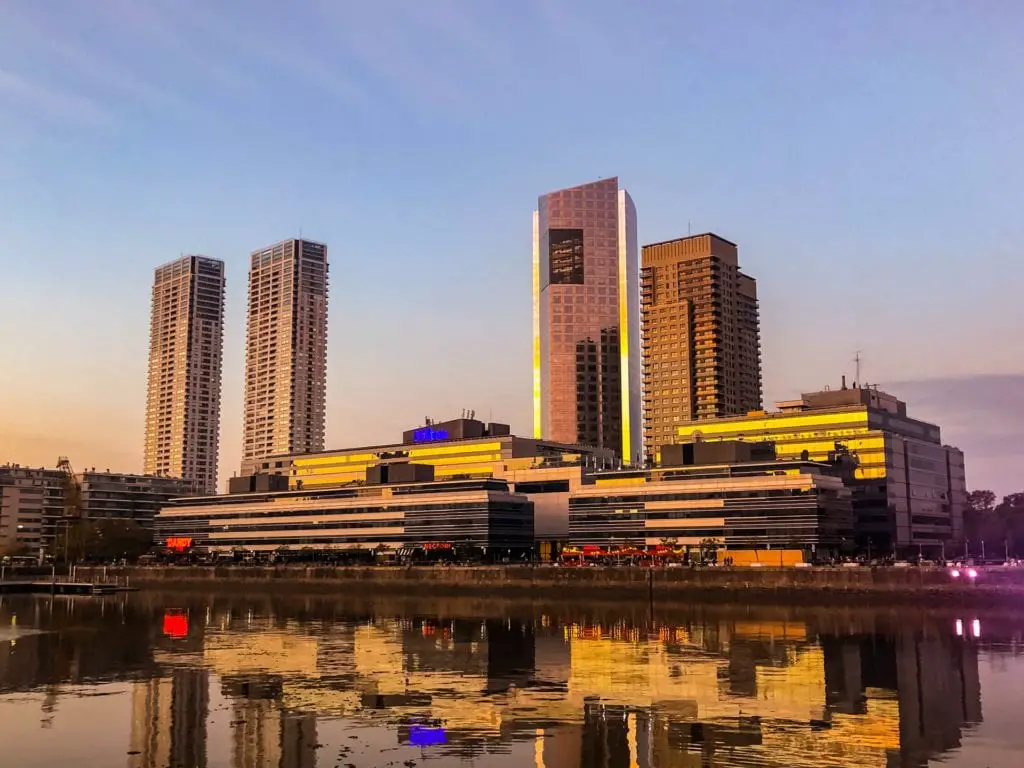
[409,726,447,747]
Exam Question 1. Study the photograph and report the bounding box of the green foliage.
[964,490,1024,557]
[52,518,153,562]
[699,537,719,564]
[0,542,32,558]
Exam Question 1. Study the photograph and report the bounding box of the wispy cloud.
[168,0,366,107]
[309,1,466,108]
[0,68,113,127]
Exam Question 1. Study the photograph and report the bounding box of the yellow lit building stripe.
[617,189,632,463]
[645,499,724,510]
[594,476,645,487]
[294,453,377,467]
[532,209,542,439]
[408,442,503,458]
[644,517,725,529]
[675,408,870,439]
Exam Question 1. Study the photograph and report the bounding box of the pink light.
[955,619,964,636]
[972,619,981,638]
[967,568,978,579]
[951,569,960,578]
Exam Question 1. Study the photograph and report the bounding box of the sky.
[1,0,1022,495]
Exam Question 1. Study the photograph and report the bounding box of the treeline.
[964,490,1024,557]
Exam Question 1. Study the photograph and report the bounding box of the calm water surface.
[0,591,1022,767]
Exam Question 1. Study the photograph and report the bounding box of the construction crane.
[56,456,83,560]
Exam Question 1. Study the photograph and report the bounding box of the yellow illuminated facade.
[672,390,967,552]
[255,435,611,492]
[675,408,886,480]
[570,460,853,555]
[532,209,542,439]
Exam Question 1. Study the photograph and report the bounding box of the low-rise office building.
[77,469,198,527]
[1,464,197,553]
[569,447,853,559]
[253,416,615,546]
[673,382,966,556]
[155,471,534,559]
[0,465,66,553]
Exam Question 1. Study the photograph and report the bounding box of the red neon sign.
[162,611,189,639]
[166,537,193,552]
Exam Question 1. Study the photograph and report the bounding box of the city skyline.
[2,2,1022,494]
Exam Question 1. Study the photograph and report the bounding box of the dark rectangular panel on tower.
[549,228,585,285]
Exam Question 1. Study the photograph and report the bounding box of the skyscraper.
[533,177,641,463]
[143,255,225,494]
[242,238,328,475]
[640,233,762,461]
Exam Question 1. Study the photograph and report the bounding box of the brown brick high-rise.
[640,233,762,462]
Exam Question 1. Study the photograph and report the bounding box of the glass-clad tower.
[533,177,641,464]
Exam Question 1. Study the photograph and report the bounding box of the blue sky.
[1,0,1021,493]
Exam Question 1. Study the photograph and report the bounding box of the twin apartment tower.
[145,177,762,494]
[143,240,328,494]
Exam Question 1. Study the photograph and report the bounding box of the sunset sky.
[1,1,1021,494]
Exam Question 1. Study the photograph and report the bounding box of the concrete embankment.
[74,565,1024,606]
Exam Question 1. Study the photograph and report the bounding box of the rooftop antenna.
[854,351,862,388]
[688,220,692,236]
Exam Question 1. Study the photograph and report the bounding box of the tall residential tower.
[533,177,641,464]
[144,256,225,493]
[242,238,328,475]
[641,233,762,462]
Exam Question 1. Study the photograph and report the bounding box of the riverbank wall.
[74,565,1024,606]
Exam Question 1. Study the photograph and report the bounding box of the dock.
[0,581,124,596]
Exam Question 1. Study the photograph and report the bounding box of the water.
[1,592,1022,767]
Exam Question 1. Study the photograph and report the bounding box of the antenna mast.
[854,351,862,387]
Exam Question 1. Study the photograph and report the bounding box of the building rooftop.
[587,458,838,485]
[642,232,738,250]
[257,424,608,463]
[168,477,518,506]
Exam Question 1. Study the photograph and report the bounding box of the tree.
[0,542,32,559]
[50,518,153,562]
[968,489,997,513]
[699,538,719,565]
[964,489,1024,559]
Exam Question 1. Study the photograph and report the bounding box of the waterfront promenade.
[73,564,1024,606]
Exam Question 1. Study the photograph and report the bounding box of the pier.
[0,565,133,596]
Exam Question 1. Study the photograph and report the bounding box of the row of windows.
[570,488,815,507]
[157,501,495,526]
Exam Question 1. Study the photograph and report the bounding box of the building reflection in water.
[129,669,208,768]
[0,595,996,767]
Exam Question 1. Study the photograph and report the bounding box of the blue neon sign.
[412,427,449,443]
